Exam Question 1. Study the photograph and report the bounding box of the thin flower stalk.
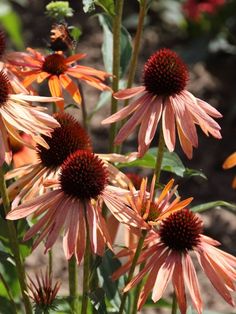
[109,0,124,152]
[68,256,78,313]
[0,168,32,314]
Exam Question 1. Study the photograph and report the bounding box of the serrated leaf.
[98,13,132,77]
[191,201,236,213]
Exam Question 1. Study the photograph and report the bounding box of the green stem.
[0,272,17,314]
[118,229,147,314]
[125,0,147,91]
[79,82,88,131]
[130,262,145,314]
[68,256,78,313]
[81,207,91,314]
[171,292,177,314]
[48,250,53,276]
[109,0,124,152]
[116,0,148,154]
[0,168,32,314]
[154,125,165,184]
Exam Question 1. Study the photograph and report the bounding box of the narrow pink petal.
[152,251,175,302]
[183,253,203,314]
[162,98,176,152]
[102,92,149,125]
[75,202,86,264]
[6,190,62,219]
[138,262,163,310]
[172,253,187,314]
[177,123,193,159]
[86,202,98,254]
[9,94,62,103]
[196,250,235,305]
[196,98,222,118]
[115,98,151,145]
[44,196,71,251]
[63,200,80,259]
[68,65,109,80]
[113,86,146,99]
[170,95,198,148]
[138,97,163,156]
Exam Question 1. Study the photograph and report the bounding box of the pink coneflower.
[0,70,61,166]
[113,209,236,313]
[223,151,236,189]
[7,150,130,264]
[183,0,225,21]
[108,175,193,232]
[7,48,111,110]
[102,48,222,158]
[5,112,92,207]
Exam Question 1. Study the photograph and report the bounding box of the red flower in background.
[183,0,225,21]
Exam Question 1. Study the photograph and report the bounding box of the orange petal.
[59,74,81,104]
[223,152,236,169]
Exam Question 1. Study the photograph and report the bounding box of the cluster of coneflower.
[0,9,235,314]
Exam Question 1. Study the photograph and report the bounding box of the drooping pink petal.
[113,86,146,99]
[151,251,176,302]
[6,190,62,219]
[44,196,71,251]
[138,96,163,156]
[102,92,149,125]
[183,253,202,314]
[172,253,187,314]
[177,123,193,159]
[196,98,222,118]
[115,98,151,145]
[63,200,80,260]
[0,128,5,166]
[196,250,235,306]
[75,202,86,264]
[162,98,176,152]
[171,95,198,148]
[86,202,98,254]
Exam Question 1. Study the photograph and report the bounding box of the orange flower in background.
[7,48,111,110]
[113,209,236,313]
[183,0,225,21]
[102,48,222,159]
[108,175,193,232]
[223,152,236,189]
[7,150,130,264]
[0,70,61,166]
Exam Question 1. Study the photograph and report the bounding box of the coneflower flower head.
[60,150,108,200]
[159,208,202,251]
[102,48,222,159]
[42,53,68,76]
[143,48,188,96]
[37,112,92,170]
[28,270,61,313]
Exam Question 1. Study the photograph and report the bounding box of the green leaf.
[0,3,24,49]
[191,201,236,213]
[184,168,207,180]
[117,148,186,177]
[0,296,16,314]
[83,0,96,13]
[98,14,132,77]
[144,297,171,308]
[97,249,129,312]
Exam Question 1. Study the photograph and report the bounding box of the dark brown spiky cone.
[0,30,6,59]
[5,112,92,207]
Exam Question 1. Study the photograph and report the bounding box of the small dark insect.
[50,23,75,52]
